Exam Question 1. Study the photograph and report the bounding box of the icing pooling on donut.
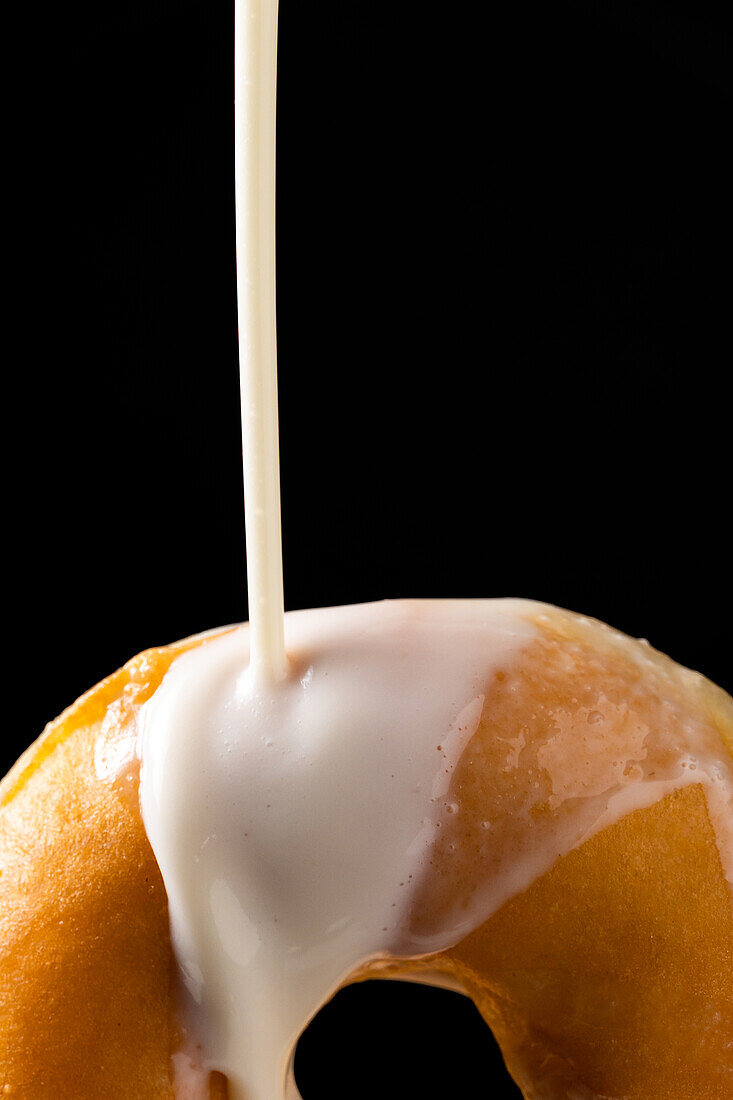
[140,599,535,1097]
[138,599,733,1099]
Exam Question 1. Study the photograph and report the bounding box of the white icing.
[139,598,537,1099]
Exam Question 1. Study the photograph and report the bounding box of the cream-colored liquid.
[140,599,537,1098]
[235,0,286,685]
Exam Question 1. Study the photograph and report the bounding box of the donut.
[1,599,732,1099]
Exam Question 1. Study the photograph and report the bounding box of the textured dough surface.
[375,610,733,1098]
[412,784,732,1100]
[0,648,182,1099]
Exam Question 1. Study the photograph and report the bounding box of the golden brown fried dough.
[2,612,731,1098]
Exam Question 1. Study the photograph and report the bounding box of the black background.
[6,1,730,1096]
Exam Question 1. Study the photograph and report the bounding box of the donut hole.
[294,980,521,1098]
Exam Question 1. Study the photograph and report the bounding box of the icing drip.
[140,600,536,1098]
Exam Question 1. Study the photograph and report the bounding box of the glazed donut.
[1,599,732,1099]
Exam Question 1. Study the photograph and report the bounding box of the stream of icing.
[235,0,286,685]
